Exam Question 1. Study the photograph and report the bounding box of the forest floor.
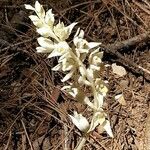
[0,0,150,149]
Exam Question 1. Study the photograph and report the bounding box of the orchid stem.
[75,137,87,150]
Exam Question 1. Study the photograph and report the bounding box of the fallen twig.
[102,45,150,82]
[21,120,34,150]
[99,31,150,82]
[0,37,36,53]
[106,31,150,52]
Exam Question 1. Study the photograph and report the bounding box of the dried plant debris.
[0,0,150,149]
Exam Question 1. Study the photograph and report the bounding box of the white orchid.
[62,85,78,98]
[25,1,76,42]
[88,111,113,137]
[78,76,91,86]
[69,111,90,132]
[25,1,45,18]
[52,53,79,82]
[95,78,108,96]
[28,15,43,28]
[54,21,77,41]
[25,1,57,39]
[48,41,70,58]
[89,48,103,71]
[69,110,113,137]
[74,28,101,58]
[25,2,113,149]
[61,69,76,82]
[36,37,54,53]
[58,54,77,71]
[61,85,87,103]
[45,9,54,27]
[36,38,70,58]
[37,26,59,40]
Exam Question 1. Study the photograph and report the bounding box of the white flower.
[95,93,104,109]
[25,4,35,11]
[36,38,71,57]
[73,28,101,57]
[61,85,87,103]
[45,9,54,27]
[88,111,113,137]
[103,120,114,138]
[25,2,58,41]
[36,26,59,40]
[54,22,77,41]
[78,76,91,86]
[62,86,78,98]
[29,15,43,27]
[61,69,76,82]
[34,1,45,18]
[69,111,89,132]
[78,66,92,86]
[48,41,70,58]
[95,78,108,96]
[86,68,94,81]
[89,49,103,71]
[36,37,55,53]
[88,111,106,132]
[59,55,76,71]
[52,52,78,82]
[25,1,45,18]
[84,97,96,109]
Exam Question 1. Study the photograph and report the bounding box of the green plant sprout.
[25,1,113,149]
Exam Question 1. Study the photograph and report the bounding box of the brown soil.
[0,0,150,150]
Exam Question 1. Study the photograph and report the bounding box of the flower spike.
[25,1,113,149]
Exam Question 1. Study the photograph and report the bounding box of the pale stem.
[75,137,86,150]
[71,52,98,107]
[64,124,68,150]
[68,50,99,149]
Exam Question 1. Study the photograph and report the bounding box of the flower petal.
[45,9,54,27]
[69,111,89,132]
[24,4,35,10]
[103,120,113,138]
[48,49,60,58]
[90,64,100,71]
[61,70,75,82]
[88,42,101,49]
[35,1,41,12]
[88,111,106,132]
[78,76,91,86]
[54,22,68,41]
[48,41,70,58]
[79,66,86,77]
[66,22,77,35]
[37,27,59,40]
[36,47,51,53]
[35,1,45,17]
[84,97,95,109]
[37,37,54,49]
[52,64,62,71]
[96,93,104,109]
[29,15,43,27]
[74,28,84,38]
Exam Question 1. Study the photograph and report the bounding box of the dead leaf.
[115,94,126,106]
[112,63,127,77]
